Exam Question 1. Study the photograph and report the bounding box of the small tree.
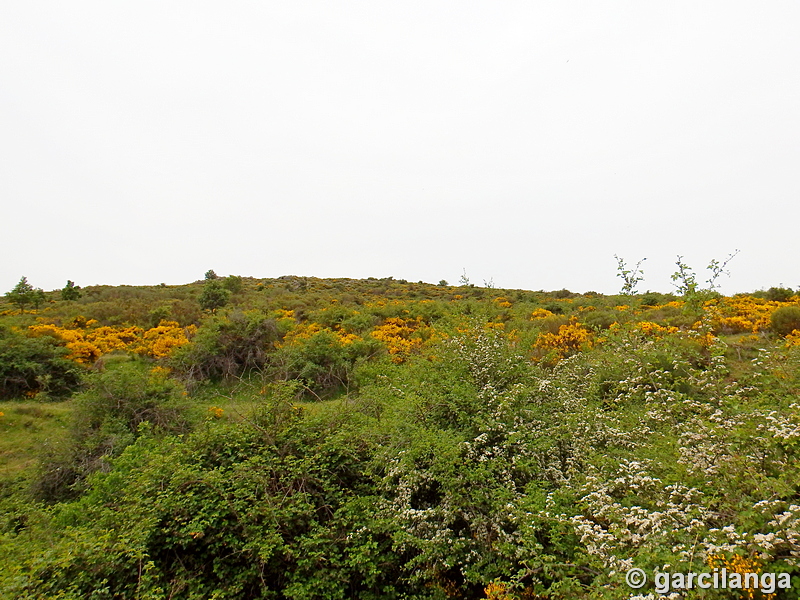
[614,255,646,295]
[771,305,800,336]
[61,280,82,301]
[671,251,739,311]
[705,250,740,291]
[459,269,471,287]
[765,286,795,302]
[222,275,243,294]
[31,287,46,310]
[5,277,35,313]
[199,280,231,313]
[671,256,698,297]
[204,269,219,280]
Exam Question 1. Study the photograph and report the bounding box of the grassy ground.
[0,383,333,493]
[0,401,72,488]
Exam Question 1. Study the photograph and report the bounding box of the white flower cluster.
[554,461,710,570]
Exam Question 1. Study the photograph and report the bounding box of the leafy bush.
[4,277,39,313]
[9,388,401,599]
[60,280,82,301]
[72,362,188,436]
[222,274,244,294]
[581,309,619,330]
[170,311,281,381]
[766,286,795,302]
[273,328,379,399]
[199,280,231,312]
[33,361,188,502]
[771,305,800,336]
[0,327,83,399]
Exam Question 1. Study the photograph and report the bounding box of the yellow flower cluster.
[278,322,322,346]
[696,329,718,349]
[278,322,361,348]
[484,581,515,600]
[534,317,593,361]
[706,554,775,600]
[785,329,800,348]
[708,296,794,334]
[715,315,757,334]
[28,320,196,363]
[138,322,197,358]
[363,298,407,309]
[370,317,430,363]
[634,321,679,338]
[530,308,554,320]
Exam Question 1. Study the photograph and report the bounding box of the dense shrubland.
[1,273,800,598]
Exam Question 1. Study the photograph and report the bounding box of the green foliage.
[31,288,46,310]
[170,311,280,381]
[0,326,83,400]
[60,280,82,301]
[33,361,188,502]
[614,255,645,295]
[670,253,736,311]
[765,286,795,302]
[580,308,618,330]
[199,280,231,312]
[7,387,403,599]
[670,255,700,297]
[771,304,800,336]
[222,274,244,294]
[72,362,188,436]
[6,270,800,599]
[204,269,219,280]
[550,288,574,299]
[5,276,35,313]
[273,329,379,399]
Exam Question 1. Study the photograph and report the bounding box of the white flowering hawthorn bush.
[366,321,800,598]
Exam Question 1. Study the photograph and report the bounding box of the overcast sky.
[2,2,798,295]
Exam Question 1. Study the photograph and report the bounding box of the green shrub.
[0,327,83,400]
[771,305,800,336]
[33,362,188,502]
[72,362,188,436]
[581,309,619,330]
[639,291,677,307]
[222,274,244,294]
[60,280,82,301]
[536,314,570,334]
[766,286,795,302]
[273,330,379,399]
[170,311,280,381]
[199,280,231,312]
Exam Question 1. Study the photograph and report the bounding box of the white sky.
[2,2,798,295]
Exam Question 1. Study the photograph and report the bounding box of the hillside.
[1,275,800,599]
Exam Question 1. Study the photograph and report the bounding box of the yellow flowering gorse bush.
[27,319,196,363]
[370,316,432,363]
[533,317,593,361]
